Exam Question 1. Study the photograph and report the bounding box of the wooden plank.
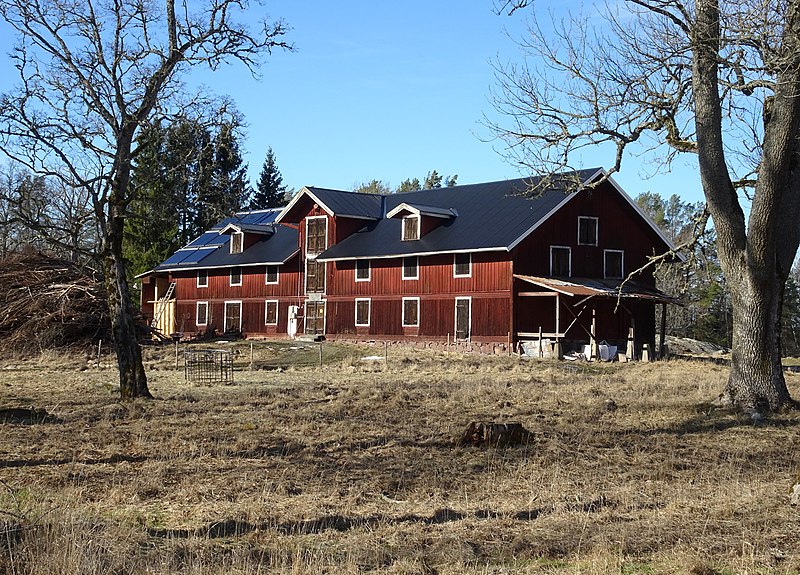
[517,332,565,338]
[518,291,558,297]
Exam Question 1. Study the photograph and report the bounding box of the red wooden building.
[140,169,676,356]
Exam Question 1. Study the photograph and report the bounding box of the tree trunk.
[105,134,151,400]
[721,270,791,411]
[104,248,151,399]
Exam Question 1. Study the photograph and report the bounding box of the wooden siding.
[329,252,513,296]
[174,255,301,301]
[176,299,297,336]
[326,294,511,340]
[511,181,661,284]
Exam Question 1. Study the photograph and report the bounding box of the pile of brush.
[0,251,110,355]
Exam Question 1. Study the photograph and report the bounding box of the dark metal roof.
[301,187,385,220]
[317,170,601,261]
[154,209,298,272]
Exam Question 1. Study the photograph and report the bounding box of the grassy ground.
[1,342,799,574]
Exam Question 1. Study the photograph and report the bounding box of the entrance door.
[224,301,242,333]
[455,297,471,340]
[305,301,325,336]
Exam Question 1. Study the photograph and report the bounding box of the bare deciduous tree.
[0,0,289,398]
[492,0,800,411]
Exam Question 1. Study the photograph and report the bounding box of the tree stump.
[457,421,533,447]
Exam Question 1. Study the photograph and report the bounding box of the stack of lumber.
[0,252,109,355]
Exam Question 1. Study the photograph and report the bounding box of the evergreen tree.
[194,122,250,232]
[250,147,287,209]
[396,178,421,193]
[126,116,250,276]
[352,179,392,195]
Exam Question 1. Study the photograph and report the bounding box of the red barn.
[140,168,676,357]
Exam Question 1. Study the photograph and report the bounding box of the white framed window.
[266,265,279,285]
[604,249,624,279]
[196,301,209,326]
[402,215,420,241]
[453,253,471,277]
[355,298,371,326]
[224,300,242,332]
[230,266,242,286]
[197,269,208,288]
[265,299,279,325]
[306,216,328,254]
[230,231,244,254]
[578,216,599,246]
[355,259,371,282]
[550,246,571,277]
[402,297,420,327]
[402,256,418,280]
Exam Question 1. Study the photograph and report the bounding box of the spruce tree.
[250,147,287,209]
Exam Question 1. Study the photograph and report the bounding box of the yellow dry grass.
[1,343,799,574]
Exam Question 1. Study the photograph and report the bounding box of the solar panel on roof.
[186,231,226,247]
[180,247,217,264]
[160,250,193,266]
[160,246,218,266]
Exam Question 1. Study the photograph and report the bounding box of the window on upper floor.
[550,246,571,277]
[578,216,599,246]
[604,250,624,279]
[197,269,208,288]
[230,231,244,254]
[265,300,278,325]
[266,265,279,285]
[230,267,242,286]
[454,253,471,277]
[306,217,327,254]
[355,259,370,282]
[402,215,420,241]
[355,298,371,326]
[402,256,419,280]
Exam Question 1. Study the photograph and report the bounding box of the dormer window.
[230,231,244,254]
[578,216,598,246]
[402,216,420,241]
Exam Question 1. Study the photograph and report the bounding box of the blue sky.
[0,1,704,203]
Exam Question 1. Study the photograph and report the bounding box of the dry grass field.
[1,341,799,574]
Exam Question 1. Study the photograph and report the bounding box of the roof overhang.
[316,246,507,263]
[219,222,275,236]
[515,274,680,305]
[153,249,301,273]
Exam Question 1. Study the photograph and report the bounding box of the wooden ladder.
[151,281,176,330]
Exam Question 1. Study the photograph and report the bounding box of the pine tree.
[250,147,287,209]
[194,121,249,232]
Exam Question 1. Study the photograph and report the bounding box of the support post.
[659,303,668,359]
[250,342,254,371]
[591,307,597,360]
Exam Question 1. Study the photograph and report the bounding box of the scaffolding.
[184,349,234,384]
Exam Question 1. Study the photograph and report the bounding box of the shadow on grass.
[0,453,147,469]
[146,507,549,539]
[644,410,800,436]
